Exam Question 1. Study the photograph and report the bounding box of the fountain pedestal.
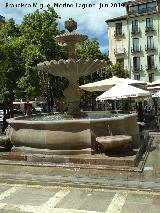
[63,81,83,116]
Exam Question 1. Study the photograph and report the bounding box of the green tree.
[106,63,129,78]
[18,7,68,108]
[20,7,60,60]
[76,39,109,61]
[0,18,20,38]
[76,39,110,85]
[0,17,27,116]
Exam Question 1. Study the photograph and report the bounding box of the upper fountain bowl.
[56,32,88,44]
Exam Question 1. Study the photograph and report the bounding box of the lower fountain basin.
[6,112,139,150]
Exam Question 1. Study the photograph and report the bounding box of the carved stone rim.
[55,32,88,42]
[38,59,107,67]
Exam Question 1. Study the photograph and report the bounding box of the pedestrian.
[26,106,32,115]
[137,101,144,122]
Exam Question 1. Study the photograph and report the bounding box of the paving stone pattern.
[0,183,159,213]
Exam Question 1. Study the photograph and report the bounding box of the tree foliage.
[77,39,128,86]
[0,20,25,98]
[76,39,109,61]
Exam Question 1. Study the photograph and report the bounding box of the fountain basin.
[6,113,139,151]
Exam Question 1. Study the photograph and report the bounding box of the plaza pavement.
[0,183,159,213]
[0,132,160,191]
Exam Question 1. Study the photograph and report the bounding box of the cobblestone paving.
[0,183,159,213]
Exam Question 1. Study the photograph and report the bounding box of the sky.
[0,0,126,53]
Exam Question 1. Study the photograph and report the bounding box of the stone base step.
[12,146,94,155]
[0,152,137,167]
[0,159,140,172]
[0,141,150,173]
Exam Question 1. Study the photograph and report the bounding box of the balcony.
[128,7,157,16]
[145,45,156,52]
[146,65,157,72]
[131,27,140,36]
[114,30,125,39]
[131,46,142,54]
[114,48,126,56]
[132,65,143,73]
[145,26,155,33]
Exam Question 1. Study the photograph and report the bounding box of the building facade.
[107,16,128,70]
[106,0,160,82]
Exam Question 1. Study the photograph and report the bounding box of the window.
[147,36,154,49]
[115,40,124,53]
[133,57,140,70]
[146,17,153,28]
[129,5,138,14]
[147,55,155,69]
[116,58,124,68]
[129,1,156,15]
[132,20,138,32]
[134,74,140,80]
[147,1,156,12]
[115,23,122,35]
[139,4,147,13]
[148,73,154,83]
[133,38,139,51]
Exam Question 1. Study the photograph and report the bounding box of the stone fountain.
[37,18,107,117]
[1,19,148,172]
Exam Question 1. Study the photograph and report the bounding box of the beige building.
[106,0,160,83]
[106,16,129,70]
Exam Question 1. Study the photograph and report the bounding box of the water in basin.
[17,112,120,121]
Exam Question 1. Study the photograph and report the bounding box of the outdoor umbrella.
[149,79,160,85]
[147,80,160,91]
[152,91,160,98]
[80,76,147,92]
[147,86,160,91]
[96,83,150,101]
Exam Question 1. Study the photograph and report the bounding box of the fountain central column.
[63,80,83,116]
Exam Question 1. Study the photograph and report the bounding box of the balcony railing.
[114,48,126,56]
[131,46,142,54]
[131,27,140,35]
[128,7,157,15]
[114,30,125,39]
[145,45,156,52]
[145,26,155,33]
[132,65,143,73]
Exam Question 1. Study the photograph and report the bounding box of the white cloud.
[0,0,126,52]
